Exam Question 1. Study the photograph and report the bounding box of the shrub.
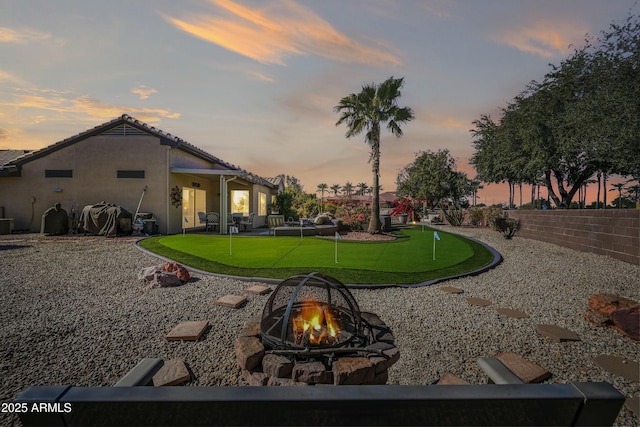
[339,205,371,231]
[442,205,464,227]
[493,217,520,239]
[468,207,484,227]
[484,206,504,230]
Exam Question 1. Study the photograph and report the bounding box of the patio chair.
[197,212,207,227]
[206,212,219,232]
[239,213,255,231]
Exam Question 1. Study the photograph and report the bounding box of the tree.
[330,184,341,197]
[356,182,368,196]
[396,149,473,211]
[335,76,414,233]
[342,182,354,198]
[471,13,640,208]
[316,183,328,212]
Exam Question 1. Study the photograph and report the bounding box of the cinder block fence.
[507,209,639,265]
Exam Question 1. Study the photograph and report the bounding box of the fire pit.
[236,273,400,386]
[260,272,363,350]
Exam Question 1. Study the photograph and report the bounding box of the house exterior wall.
[0,134,169,232]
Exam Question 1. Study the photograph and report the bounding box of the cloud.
[491,20,588,58]
[1,87,180,123]
[0,26,64,46]
[130,85,158,99]
[163,0,402,67]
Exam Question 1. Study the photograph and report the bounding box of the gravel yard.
[1,227,638,426]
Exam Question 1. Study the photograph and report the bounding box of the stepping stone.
[440,286,464,294]
[593,355,640,382]
[214,294,247,308]
[243,285,272,295]
[625,396,639,417]
[165,320,209,341]
[495,308,529,319]
[536,324,580,342]
[152,358,190,386]
[496,351,551,383]
[466,297,491,307]
[436,372,469,385]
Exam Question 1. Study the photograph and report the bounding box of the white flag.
[335,231,341,240]
[434,231,441,241]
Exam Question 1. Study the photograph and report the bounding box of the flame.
[292,299,340,346]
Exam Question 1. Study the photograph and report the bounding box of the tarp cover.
[41,204,69,235]
[79,202,133,236]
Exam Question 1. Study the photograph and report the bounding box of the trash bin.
[380,215,391,231]
[143,219,156,235]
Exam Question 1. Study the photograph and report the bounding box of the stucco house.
[0,114,280,234]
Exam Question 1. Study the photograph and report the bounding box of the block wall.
[507,210,639,265]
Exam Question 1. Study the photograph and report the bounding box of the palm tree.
[330,184,341,197]
[357,182,368,196]
[342,182,354,198]
[316,183,328,212]
[335,76,414,233]
[610,183,625,208]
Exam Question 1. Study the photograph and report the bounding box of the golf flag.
[334,231,341,263]
[433,231,440,260]
[335,231,341,240]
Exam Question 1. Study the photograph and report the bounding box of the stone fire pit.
[236,273,400,386]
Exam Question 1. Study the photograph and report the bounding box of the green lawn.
[139,227,495,285]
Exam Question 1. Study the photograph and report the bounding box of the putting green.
[139,227,497,285]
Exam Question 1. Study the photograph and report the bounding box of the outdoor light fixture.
[53,187,63,193]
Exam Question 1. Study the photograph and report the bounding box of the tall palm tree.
[357,182,368,196]
[330,184,341,197]
[316,183,328,212]
[335,76,414,233]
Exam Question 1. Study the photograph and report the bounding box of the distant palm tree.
[316,183,328,212]
[335,76,414,233]
[610,183,625,208]
[357,182,368,196]
[330,184,341,197]
[342,182,354,198]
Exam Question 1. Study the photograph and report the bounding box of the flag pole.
[433,232,436,260]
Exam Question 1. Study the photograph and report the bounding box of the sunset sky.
[1,0,636,205]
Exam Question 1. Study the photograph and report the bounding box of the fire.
[292,299,340,346]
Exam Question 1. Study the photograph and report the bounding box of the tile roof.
[0,150,32,168]
[0,114,276,188]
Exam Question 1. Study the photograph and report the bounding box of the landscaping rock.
[594,355,640,383]
[611,305,639,341]
[437,372,469,385]
[165,320,209,341]
[496,351,551,383]
[292,361,331,384]
[262,354,293,378]
[235,336,264,371]
[333,357,375,385]
[584,294,639,340]
[148,271,182,288]
[162,261,190,283]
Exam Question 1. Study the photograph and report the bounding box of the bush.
[493,217,520,239]
[484,206,504,230]
[468,207,484,227]
[442,205,464,227]
[338,205,371,231]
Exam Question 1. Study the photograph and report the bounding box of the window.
[45,169,72,178]
[182,187,206,229]
[117,170,145,179]
[258,192,267,216]
[231,190,249,216]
